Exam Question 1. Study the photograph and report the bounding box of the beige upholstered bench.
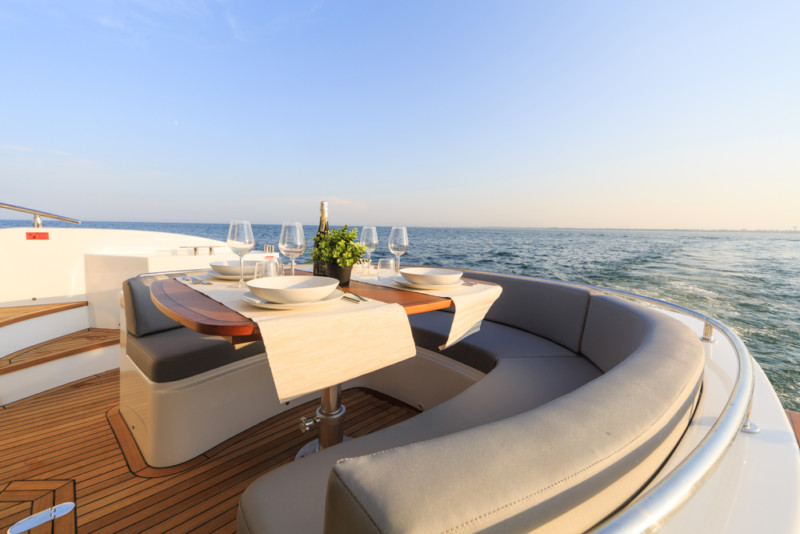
[120,272,309,468]
[237,273,705,533]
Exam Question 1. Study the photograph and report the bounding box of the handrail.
[583,286,756,533]
[464,270,756,532]
[0,202,81,227]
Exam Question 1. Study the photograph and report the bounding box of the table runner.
[299,265,503,350]
[178,274,416,402]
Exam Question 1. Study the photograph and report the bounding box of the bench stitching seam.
[442,354,701,532]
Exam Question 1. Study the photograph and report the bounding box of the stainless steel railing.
[584,286,756,533]
[0,202,81,227]
[463,270,756,532]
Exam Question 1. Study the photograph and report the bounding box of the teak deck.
[0,329,119,376]
[787,409,800,449]
[0,370,418,533]
[0,302,88,328]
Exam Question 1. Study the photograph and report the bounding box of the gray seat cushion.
[322,298,704,533]
[461,271,592,353]
[409,311,577,373]
[581,294,651,372]
[123,271,265,383]
[127,328,265,383]
[124,273,190,337]
[237,356,602,533]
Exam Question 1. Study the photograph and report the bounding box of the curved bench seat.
[239,356,604,533]
[237,273,705,533]
[409,311,578,373]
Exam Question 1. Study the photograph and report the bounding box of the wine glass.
[279,221,306,276]
[359,226,378,267]
[227,220,255,288]
[388,226,408,275]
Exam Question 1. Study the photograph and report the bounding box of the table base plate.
[296,436,353,459]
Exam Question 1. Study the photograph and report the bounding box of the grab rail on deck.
[586,285,756,533]
[0,202,81,227]
[462,270,756,533]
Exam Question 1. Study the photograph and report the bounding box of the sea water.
[3,220,798,411]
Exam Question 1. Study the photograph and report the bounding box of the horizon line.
[1,218,798,233]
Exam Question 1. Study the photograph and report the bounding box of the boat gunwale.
[550,280,755,532]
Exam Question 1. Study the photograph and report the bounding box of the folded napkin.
[178,274,416,402]
[351,270,503,350]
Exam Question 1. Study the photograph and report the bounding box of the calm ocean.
[3,220,798,411]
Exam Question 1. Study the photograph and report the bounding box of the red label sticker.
[26,232,49,240]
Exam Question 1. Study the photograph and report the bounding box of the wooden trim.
[0,329,119,376]
[0,480,76,533]
[0,302,87,328]
[786,409,800,449]
[150,276,460,342]
[106,407,207,478]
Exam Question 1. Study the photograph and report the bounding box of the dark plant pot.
[325,264,352,286]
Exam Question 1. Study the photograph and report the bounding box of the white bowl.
[399,267,463,286]
[246,276,339,304]
[210,260,259,276]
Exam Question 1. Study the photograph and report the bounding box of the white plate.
[246,276,339,304]
[241,290,344,310]
[210,260,260,276]
[393,275,463,291]
[208,271,256,281]
[399,267,463,286]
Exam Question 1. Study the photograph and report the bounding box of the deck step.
[0,302,88,328]
[0,329,120,376]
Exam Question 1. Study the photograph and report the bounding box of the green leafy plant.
[311,225,367,268]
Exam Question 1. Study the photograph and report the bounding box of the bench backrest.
[122,271,204,337]
[324,287,704,533]
[462,271,591,353]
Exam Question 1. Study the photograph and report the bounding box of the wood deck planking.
[787,410,800,448]
[0,370,418,533]
[0,302,87,328]
[0,329,120,375]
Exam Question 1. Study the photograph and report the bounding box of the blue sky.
[2,1,798,229]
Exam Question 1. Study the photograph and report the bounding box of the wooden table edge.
[150,275,492,343]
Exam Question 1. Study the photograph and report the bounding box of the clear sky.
[2,1,798,229]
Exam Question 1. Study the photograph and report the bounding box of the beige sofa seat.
[409,312,577,372]
[237,275,705,533]
[238,356,603,533]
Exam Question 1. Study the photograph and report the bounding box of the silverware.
[183,276,211,285]
[342,294,362,303]
[348,291,368,301]
[462,280,475,286]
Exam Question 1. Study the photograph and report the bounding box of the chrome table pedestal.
[297,384,350,458]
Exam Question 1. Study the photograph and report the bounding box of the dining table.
[150,270,478,455]
[150,274,455,344]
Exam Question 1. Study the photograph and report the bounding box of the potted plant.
[311,225,367,286]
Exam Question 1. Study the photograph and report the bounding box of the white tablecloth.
[179,274,416,402]
[347,270,503,350]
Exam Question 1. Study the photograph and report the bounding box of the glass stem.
[291,259,296,276]
[239,255,245,288]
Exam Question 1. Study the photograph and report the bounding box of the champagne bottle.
[313,201,329,276]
